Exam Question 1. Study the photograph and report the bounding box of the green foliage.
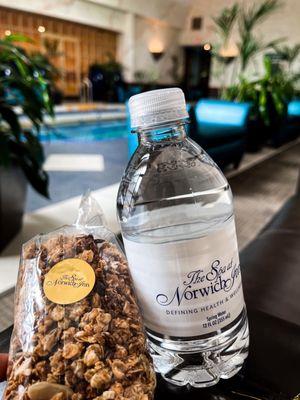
[30,52,61,82]
[91,53,123,75]
[238,0,282,72]
[239,34,283,72]
[0,34,54,197]
[223,56,298,126]
[212,0,283,73]
[222,79,257,105]
[272,43,300,66]
[212,3,239,68]
[213,3,239,44]
[212,0,300,128]
[239,0,281,33]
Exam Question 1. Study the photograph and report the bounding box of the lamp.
[38,25,46,33]
[219,42,239,63]
[148,39,164,61]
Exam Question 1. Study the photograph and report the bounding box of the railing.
[80,77,93,103]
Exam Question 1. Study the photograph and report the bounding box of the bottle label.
[123,220,244,337]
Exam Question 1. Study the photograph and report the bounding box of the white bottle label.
[123,219,244,337]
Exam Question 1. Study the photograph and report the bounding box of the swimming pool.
[40,120,128,142]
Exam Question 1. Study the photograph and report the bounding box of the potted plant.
[0,35,54,250]
[89,54,124,102]
[212,0,283,92]
[31,51,63,105]
[210,0,300,148]
[223,55,298,147]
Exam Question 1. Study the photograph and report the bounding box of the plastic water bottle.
[117,88,249,387]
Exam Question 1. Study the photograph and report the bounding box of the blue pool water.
[40,120,128,142]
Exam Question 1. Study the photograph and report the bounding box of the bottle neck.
[136,121,187,145]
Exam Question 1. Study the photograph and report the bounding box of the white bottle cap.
[128,88,189,129]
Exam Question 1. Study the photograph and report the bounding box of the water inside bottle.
[117,92,249,387]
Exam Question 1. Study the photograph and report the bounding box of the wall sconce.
[38,25,46,33]
[219,42,238,63]
[148,39,164,61]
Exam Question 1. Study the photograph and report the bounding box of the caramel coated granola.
[5,234,155,400]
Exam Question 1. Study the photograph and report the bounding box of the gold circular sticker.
[43,258,96,305]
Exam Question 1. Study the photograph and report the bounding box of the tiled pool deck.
[27,138,128,211]
[19,102,126,127]
[26,102,128,211]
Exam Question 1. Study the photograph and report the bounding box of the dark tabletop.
[0,314,296,400]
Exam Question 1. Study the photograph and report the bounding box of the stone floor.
[230,141,300,249]
[26,138,128,211]
[27,138,296,212]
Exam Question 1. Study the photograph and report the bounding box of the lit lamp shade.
[219,42,239,63]
[148,39,164,61]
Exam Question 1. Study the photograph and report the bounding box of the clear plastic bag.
[4,193,155,400]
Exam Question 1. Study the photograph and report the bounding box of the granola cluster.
[5,234,155,400]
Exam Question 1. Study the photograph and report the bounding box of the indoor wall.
[134,16,183,85]
[0,6,117,96]
[180,0,300,87]
[0,0,190,85]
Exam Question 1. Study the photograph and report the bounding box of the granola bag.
[4,193,156,400]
